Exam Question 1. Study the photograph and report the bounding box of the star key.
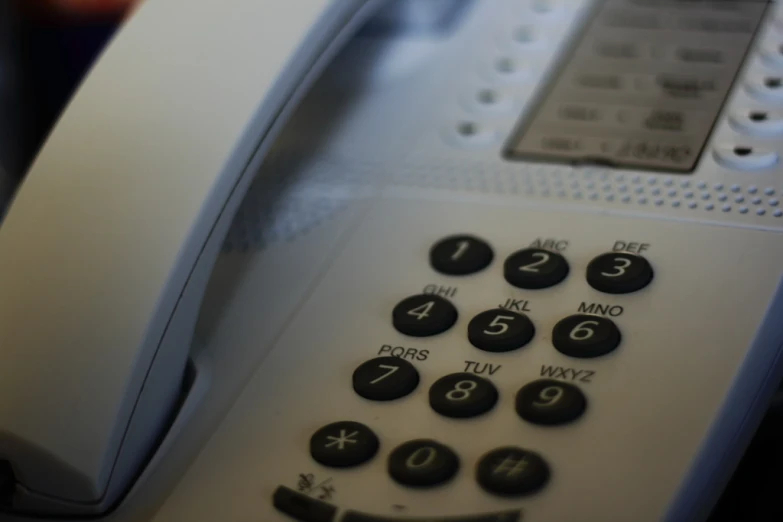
[324,429,359,450]
[310,421,379,468]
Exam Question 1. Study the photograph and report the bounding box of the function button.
[272,486,336,522]
[352,357,419,402]
[429,373,498,419]
[476,447,550,497]
[342,510,522,522]
[430,235,494,276]
[746,76,783,103]
[468,309,535,353]
[515,379,587,425]
[586,252,653,294]
[392,294,458,337]
[730,110,783,137]
[310,421,379,468]
[713,145,778,171]
[552,314,621,359]
[388,439,460,488]
[504,248,569,289]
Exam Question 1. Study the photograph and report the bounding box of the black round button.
[468,309,535,353]
[388,439,460,488]
[429,373,498,418]
[430,235,494,276]
[515,379,587,425]
[476,447,550,497]
[392,294,458,337]
[552,314,621,359]
[586,252,653,294]
[504,248,569,289]
[310,421,379,468]
[352,357,419,401]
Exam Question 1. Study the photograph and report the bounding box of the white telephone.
[1,0,782,521]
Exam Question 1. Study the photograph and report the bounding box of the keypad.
[300,235,656,507]
[516,379,587,425]
[476,447,550,497]
[504,248,569,289]
[586,252,653,294]
[353,357,420,401]
[468,309,535,353]
[429,373,498,418]
[392,294,458,337]
[430,235,494,276]
[552,314,621,359]
[388,439,460,487]
[310,421,379,468]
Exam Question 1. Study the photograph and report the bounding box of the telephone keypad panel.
[152,193,783,522]
[123,0,783,521]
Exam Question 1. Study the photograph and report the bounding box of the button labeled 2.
[504,248,569,289]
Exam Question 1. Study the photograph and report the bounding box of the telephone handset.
[0,0,386,516]
[4,0,783,521]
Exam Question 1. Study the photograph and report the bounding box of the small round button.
[310,421,379,468]
[476,447,550,497]
[388,439,460,488]
[352,357,419,401]
[429,373,498,418]
[516,379,587,425]
[468,309,535,353]
[392,294,458,337]
[552,314,621,358]
[714,145,778,171]
[586,252,653,294]
[504,248,569,289]
[430,235,494,276]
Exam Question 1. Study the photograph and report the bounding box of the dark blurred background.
[0,0,137,201]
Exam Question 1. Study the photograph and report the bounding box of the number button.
[352,357,419,401]
[392,294,458,337]
[468,309,535,353]
[430,235,494,275]
[586,252,653,294]
[552,314,621,358]
[515,379,587,425]
[429,373,498,418]
[309,421,379,468]
[388,439,460,487]
[476,447,550,497]
[504,248,569,289]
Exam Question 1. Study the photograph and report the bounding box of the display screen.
[505,0,770,173]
